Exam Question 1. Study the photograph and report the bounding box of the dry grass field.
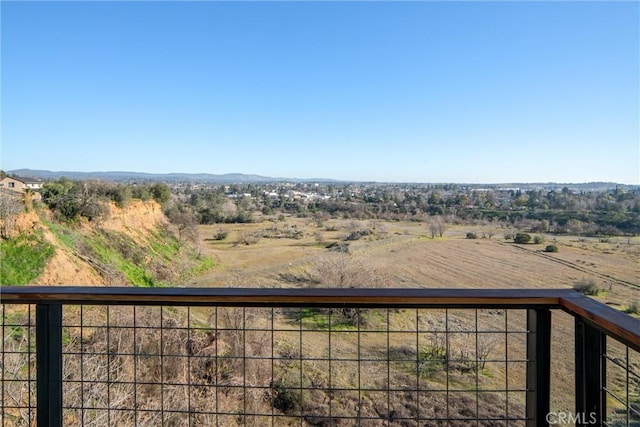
[5,215,637,426]
[190,216,639,309]
[184,215,640,424]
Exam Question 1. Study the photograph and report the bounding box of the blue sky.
[2,1,638,184]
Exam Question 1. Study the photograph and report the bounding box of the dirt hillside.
[26,200,168,285]
[99,200,166,235]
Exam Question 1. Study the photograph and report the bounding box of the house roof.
[3,176,43,184]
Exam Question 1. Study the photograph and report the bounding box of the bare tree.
[23,188,35,212]
[428,220,439,239]
[167,209,199,244]
[0,190,23,239]
[312,253,387,289]
[477,335,497,371]
[428,215,447,238]
[237,230,262,246]
[437,217,447,237]
[310,253,389,326]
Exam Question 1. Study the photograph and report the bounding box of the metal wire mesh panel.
[549,309,576,418]
[604,336,640,427]
[55,305,530,426]
[1,290,638,427]
[1,304,36,427]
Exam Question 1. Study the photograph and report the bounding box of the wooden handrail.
[560,293,640,352]
[0,286,569,306]
[1,286,638,351]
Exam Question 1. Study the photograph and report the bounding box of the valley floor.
[190,217,639,309]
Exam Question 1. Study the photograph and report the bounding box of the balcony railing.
[1,287,639,426]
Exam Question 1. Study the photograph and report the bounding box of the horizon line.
[5,168,639,187]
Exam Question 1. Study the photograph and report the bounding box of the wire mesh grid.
[54,305,530,426]
[1,304,36,427]
[8,300,636,426]
[603,336,640,427]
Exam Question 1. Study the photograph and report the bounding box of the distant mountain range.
[6,169,636,191]
[7,169,339,184]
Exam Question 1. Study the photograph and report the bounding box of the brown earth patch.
[35,235,106,286]
[12,211,41,235]
[28,201,166,286]
[97,200,167,237]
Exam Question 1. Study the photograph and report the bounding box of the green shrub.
[466,232,477,239]
[325,241,349,253]
[271,380,300,413]
[533,235,545,244]
[514,233,532,244]
[0,234,55,285]
[150,183,171,205]
[544,244,558,253]
[344,229,372,241]
[625,301,640,315]
[417,338,447,378]
[213,230,228,240]
[573,279,604,296]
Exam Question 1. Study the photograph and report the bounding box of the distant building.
[0,176,44,201]
[0,176,44,192]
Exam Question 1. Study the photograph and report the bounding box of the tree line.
[173,182,640,236]
[39,178,171,222]
[2,176,638,237]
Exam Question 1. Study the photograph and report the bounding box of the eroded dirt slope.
[20,201,169,285]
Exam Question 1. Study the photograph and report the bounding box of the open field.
[190,216,639,310]
[187,216,640,421]
[4,215,637,425]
